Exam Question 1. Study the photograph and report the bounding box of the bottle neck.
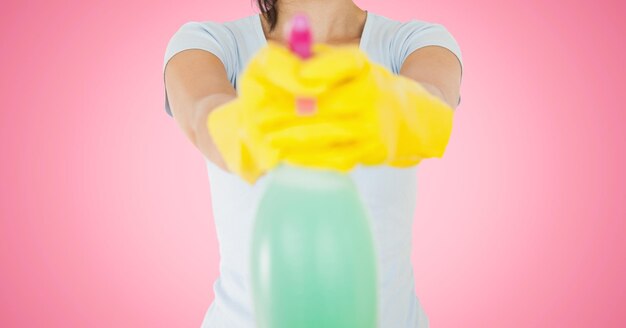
[268,163,353,190]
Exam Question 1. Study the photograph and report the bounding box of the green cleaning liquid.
[250,163,378,328]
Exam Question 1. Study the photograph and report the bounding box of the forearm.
[190,93,237,171]
[419,82,449,107]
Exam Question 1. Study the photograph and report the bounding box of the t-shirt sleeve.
[162,21,235,117]
[392,21,464,105]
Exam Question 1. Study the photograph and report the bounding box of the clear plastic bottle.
[250,163,378,328]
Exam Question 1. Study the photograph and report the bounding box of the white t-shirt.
[162,11,463,328]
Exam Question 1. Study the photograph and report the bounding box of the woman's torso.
[162,11,463,328]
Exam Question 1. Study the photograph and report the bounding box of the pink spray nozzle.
[288,14,317,116]
[288,14,312,59]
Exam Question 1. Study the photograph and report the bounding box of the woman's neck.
[261,0,367,45]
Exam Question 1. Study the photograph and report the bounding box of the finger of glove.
[241,61,306,100]
[314,74,378,117]
[246,74,377,132]
[281,139,386,172]
[262,119,366,151]
[250,104,369,136]
[239,86,296,123]
[244,42,329,95]
[300,46,370,85]
[246,43,372,95]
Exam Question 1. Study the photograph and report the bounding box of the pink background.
[1,0,624,327]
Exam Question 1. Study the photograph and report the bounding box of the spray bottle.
[249,14,378,328]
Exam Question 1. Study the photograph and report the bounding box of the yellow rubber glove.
[207,41,455,184]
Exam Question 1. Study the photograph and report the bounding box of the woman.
[162,0,463,327]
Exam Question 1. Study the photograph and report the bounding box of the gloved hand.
[207,41,455,184]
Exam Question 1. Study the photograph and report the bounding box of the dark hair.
[256,0,278,32]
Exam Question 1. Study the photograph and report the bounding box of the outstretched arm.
[164,49,236,171]
[399,45,463,109]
